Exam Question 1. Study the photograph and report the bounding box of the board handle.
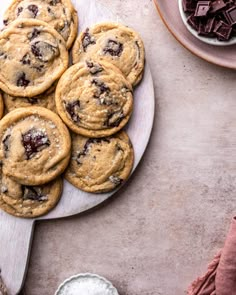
[0,212,35,295]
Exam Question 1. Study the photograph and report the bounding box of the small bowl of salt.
[55,273,119,295]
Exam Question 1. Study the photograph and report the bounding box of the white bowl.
[55,273,119,295]
[178,0,236,46]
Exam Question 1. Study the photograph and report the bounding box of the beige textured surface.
[23,1,236,294]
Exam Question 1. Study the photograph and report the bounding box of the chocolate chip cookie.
[3,82,56,114]
[0,107,71,185]
[0,19,69,97]
[3,0,78,49]
[72,22,145,86]
[55,60,133,138]
[0,92,4,119]
[65,131,134,193]
[0,174,63,218]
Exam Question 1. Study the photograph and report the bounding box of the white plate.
[178,0,236,46]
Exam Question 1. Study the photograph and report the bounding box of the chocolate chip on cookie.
[82,28,96,51]
[22,128,51,160]
[64,100,81,123]
[103,39,123,57]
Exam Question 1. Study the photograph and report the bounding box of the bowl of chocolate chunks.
[178,0,236,45]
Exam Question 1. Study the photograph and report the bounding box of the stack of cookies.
[0,0,145,218]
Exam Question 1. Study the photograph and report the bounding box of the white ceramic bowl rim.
[55,273,119,295]
[178,0,236,46]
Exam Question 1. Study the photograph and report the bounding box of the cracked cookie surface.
[0,174,62,218]
[72,22,145,86]
[65,131,134,193]
[56,60,133,138]
[0,107,71,185]
[3,0,78,49]
[0,19,68,97]
[3,82,56,113]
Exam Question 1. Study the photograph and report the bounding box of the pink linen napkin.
[188,217,236,295]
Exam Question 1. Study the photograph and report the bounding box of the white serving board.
[0,1,155,294]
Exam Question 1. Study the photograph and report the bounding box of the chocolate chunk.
[28,4,39,18]
[3,19,9,26]
[20,53,31,65]
[197,19,207,36]
[76,143,89,163]
[1,185,8,193]
[198,18,215,36]
[210,0,227,13]
[183,0,197,13]
[31,41,59,62]
[103,40,123,57]
[22,186,48,202]
[116,144,124,152]
[28,28,40,40]
[3,135,11,156]
[194,1,211,17]
[214,20,232,40]
[17,73,30,87]
[17,7,23,16]
[187,14,200,30]
[77,138,111,164]
[92,79,110,98]
[232,25,236,36]
[0,52,7,59]
[86,61,103,75]
[105,111,124,127]
[31,44,42,58]
[26,97,39,104]
[65,101,80,123]
[226,0,236,9]
[224,6,236,25]
[49,0,61,5]
[109,175,123,186]
[22,128,50,160]
[82,29,96,52]
[205,17,216,33]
